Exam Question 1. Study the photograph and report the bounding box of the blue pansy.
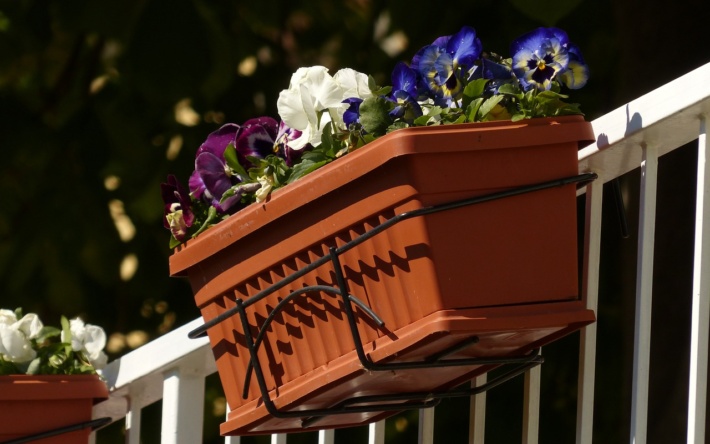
[342,97,364,127]
[388,62,423,122]
[411,26,482,104]
[559,44,589,89]
[511,27,570,91]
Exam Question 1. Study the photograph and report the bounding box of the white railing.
[91,61,710,443]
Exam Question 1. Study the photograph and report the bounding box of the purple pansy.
[189,123,239,202]
[190,118,279,214]
[161,175,194,242]
[234,117,279,164]
[274,121,305,166]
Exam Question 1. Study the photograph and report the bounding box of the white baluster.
[630,143,659,444]
[318,428,335,444]
[162,367,205,444]
[418,408,435,444]
[469,375,487,444]
[523,352,541,444]
[688,115,710,444]
[576,178,603,444]
[368,420,386,444]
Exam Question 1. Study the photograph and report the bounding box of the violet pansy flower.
[161,175,194,243]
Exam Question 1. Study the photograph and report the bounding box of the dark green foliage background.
[1,0,709,442]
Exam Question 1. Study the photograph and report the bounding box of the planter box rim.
[0,374,109,401]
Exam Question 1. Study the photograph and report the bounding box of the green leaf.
[288,159,328,183]
[387,121,409,133]
[359,96,394,136]
[223,143,250,179]
[369,75,391,96]
[169,235,182,249]
[466,98,484,122]
[367,75,378,92]
[463,79,489,100]
[372,85,392,96]
[36,326,61,343]
[25,358,41,375]
[477,95,505,120]
[497,83,524,98]
[191,206,218,238]
[61,316,71,344]
[319,121,336,155]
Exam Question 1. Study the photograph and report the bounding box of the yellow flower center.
[537,60,547,70]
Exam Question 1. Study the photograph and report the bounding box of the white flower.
[0,309,16,325]
[277,66,373,149]
[0,312,43,363]
[62,317,108,370]
[277,66,342,150]
[332,68,372,102]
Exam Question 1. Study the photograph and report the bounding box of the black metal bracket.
[1,417,112,444]
[188,172,598,427]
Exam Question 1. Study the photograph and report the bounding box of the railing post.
[318,428,335,444]
[369,420,386,444]
[418,408,435,444]
[523,351,541,444]
[576,178,603,444]
[161,367,205,444]
[126,394,142,444]
[630,142,658,444]
[688,114,710,444]
[469,374,487,444]
[271,434,287,444]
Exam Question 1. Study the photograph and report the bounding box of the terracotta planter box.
[170,115,596,435]
[0,374,109,443]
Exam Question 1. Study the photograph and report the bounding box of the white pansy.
[332,68,372,101]
[16,313,43,339]
[62,317,108,370]
[277,66,343,149]
[0,309,17,325]
[277,66,372,149]
[0,313,42,363]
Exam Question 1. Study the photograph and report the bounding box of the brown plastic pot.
[0,374,109,443]
[170,115,596,435]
